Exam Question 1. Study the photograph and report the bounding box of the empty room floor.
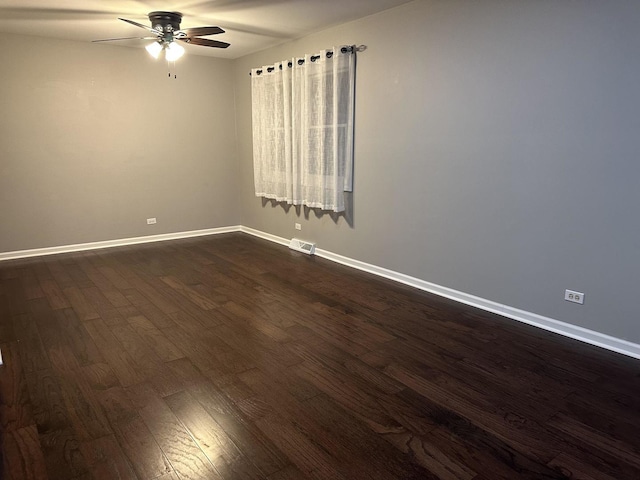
[1,233,639,479]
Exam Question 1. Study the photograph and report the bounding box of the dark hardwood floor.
[1,232,639,479]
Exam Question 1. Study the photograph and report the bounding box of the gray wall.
[2,1,639,344]
[0,33,239,252]
[233,0,640,343]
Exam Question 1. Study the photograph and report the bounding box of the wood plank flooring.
[1,232,639,479]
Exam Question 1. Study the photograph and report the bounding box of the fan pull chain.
[166,60,178,79]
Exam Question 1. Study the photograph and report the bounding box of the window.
[251,46,355,212]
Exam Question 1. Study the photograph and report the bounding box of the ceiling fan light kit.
[145,40,163,59]
[165,41,185,61]
[94,10,229,63]
[145,40,185,61]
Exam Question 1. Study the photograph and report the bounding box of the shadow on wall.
[260,192,354,228]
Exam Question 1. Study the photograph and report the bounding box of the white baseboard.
[2,224,639,360]
[0,226,242,261]
[241,227,640,360]
[240,226,290,247]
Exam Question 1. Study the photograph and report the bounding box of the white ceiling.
[0,0,413,59]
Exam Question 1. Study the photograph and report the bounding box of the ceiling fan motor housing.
[148,11,183,33]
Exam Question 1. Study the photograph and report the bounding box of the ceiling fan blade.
[180,37,230,48]
[92,36,158,43]
[180,26,224,37]
[118,17,160,35]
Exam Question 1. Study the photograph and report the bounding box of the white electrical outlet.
[295,223,302,231]
[147,218,157,225]
[564,289,585,305]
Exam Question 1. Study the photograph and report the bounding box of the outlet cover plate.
[564,289,584,305]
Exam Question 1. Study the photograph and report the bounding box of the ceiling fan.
[94,11,229,61]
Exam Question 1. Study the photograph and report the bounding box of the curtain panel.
[251,46,355,213]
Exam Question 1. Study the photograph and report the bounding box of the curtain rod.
[249,45,366,76]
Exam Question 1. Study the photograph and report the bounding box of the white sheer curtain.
[251,46,355,212]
